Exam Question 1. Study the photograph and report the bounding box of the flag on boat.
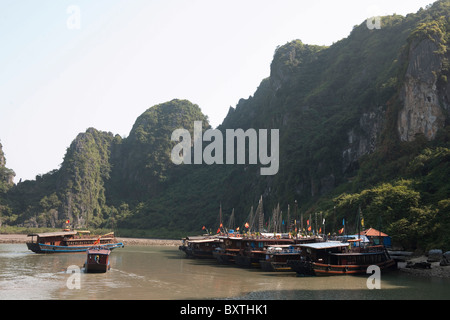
[93,237,101,245]
[339,227,344,234]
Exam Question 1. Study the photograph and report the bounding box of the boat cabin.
[27,231,78,246]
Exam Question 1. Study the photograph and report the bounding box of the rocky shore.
[0,233,180,246]
[398,255,450,279]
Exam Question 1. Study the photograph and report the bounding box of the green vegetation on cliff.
[1,1,450,250]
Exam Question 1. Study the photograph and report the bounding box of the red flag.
[244,222,249,228]
[307,219,310,225]
[339,227,344,234]
[216,228,220,234]
[202,226,206,230]
[65,219,70,224]
[93,237,101,245]
[307,226,311,231]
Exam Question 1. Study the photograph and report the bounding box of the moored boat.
[26,230,124,253]
[235,237,295,268]
[84,247,111,273]
[260,244,302,272]
[288,241,397,276]
[179,236,221,259]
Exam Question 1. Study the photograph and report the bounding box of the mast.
[219,202,223,234]
[257,196,264,233]
[227,208,235,232]
[357,205,361,241]
[287,204,290,234]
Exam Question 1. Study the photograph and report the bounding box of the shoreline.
[0,233,181,246]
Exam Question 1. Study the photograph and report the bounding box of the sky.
[0,0,435,182]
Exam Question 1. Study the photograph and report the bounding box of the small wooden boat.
[84,247,111,273]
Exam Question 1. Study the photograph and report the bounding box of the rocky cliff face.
[398,33,448,141]
[342,106,386,173]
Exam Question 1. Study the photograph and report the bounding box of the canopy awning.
[299,241,349,250]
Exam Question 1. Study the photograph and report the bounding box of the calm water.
[1,243,450,300]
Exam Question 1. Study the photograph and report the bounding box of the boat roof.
[329,251,385,256]
[267,244,301,249]
[87,248,111,255]
[27,231,78,238]
[299,241,350,250]
[188,238,221,243]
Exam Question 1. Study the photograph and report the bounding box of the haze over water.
[1,244,449,300]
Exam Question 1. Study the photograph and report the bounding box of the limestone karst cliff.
[398,21,449,142]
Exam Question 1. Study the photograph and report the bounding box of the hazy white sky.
[0,0,434,182]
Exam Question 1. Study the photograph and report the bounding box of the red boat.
[84,247,111,273]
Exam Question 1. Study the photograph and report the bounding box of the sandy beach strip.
[0,233,181,246]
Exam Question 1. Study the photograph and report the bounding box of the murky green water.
[1,244,449,300]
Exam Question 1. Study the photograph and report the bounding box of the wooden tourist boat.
[213,236,242,264]
[84,247,111,273]
[234,237,295,268]
[179,236,221,259]
[260,244,302,272]
[26,230,124,253]
[287,241,397,276]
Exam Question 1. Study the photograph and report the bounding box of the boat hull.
[26,242,124,254]
[235,254,261,268]
[260,260,295,272]
[85,261,110,273]
[312,259,397,276]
